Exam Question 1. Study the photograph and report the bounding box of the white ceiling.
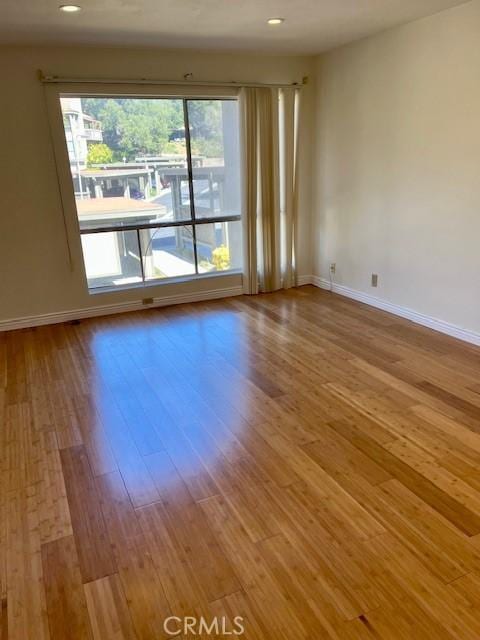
[0,0,467,55]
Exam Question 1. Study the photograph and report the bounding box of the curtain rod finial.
[302,76,309,85]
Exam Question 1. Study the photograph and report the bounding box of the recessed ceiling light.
[59,4,82,12]
[267,17,285,25]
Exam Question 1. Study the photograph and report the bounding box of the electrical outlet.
[142,297,154,305]
[330,263,336,274]
[371,274,378,287]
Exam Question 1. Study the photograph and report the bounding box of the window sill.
[88,269,243,295]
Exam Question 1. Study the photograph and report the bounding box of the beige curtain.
[240,86,300,294]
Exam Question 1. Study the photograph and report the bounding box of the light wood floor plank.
[94,471,171,640]
[41,535,93,640]
[60,445,116,583]
[84,574,137,640]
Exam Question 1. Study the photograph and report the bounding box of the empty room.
[2,0,480,638]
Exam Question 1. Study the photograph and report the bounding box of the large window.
[60,96,242,290]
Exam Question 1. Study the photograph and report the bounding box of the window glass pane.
[187,100,241,219]
[81,230,142,289]
[140,226,196,280]
[60,97,191,229]
[59,95,243,291]
[196,221,243,273]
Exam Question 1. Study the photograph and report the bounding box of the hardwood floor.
[3,285,480,638]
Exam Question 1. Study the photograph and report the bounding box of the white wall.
[313,1,480,334]
[0,45,314,324]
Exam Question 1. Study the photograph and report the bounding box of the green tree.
[188,101,223,158]
[86,143,113,167]
[188,100,221,138]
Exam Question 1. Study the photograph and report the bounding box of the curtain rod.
[38,70,307,90]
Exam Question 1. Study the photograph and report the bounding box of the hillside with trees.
[82,98,223,161]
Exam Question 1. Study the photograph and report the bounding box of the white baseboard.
[6,276,479,348]
[299,275,480,347]
[296,274,315,287]
[0,285,243,332]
